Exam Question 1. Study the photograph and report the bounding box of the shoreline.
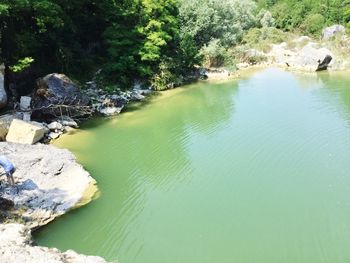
[0,142,108,263]
[1,63,349,263]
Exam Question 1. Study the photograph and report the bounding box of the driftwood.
[31,96,93,120]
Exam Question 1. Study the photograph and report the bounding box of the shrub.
[242,27,287,52]
[150,60,181,91]
[179,0,258,48]
[200,39,229,67]
[300,14,325,37]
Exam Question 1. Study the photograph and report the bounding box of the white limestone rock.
[0,224,109,263]
[47,121,63,131]
[6,119,45,144]
[322,25,345,40]
[99,106,123,116]
[20,96,32,111]
[0,142,98,229]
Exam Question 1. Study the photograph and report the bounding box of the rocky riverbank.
[0,142,109,262]
[0,25,349,263]
[209,26,350,77]
[0,224,108,263]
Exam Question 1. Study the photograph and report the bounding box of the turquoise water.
[35,68,350,263]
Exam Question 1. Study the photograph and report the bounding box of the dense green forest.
[0,0,349,93]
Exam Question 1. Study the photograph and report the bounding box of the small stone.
[20,96,32,111]
[48,132,60,139]
[99,106,123,116]
[139,89,153,96]
[22,112,31,122]
[59,117,78,128]
[130,91,145,101]
[47,121,63,131]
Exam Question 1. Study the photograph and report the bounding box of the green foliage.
[9,57,34,72]
[200,39,228,67]
[300,14,325,36]
[258,9,275,27]
[179,0,258,48]
[265,0,350,35]
[0,0,197,92]
[178,34,203,69]
[242,27,287,52]
[151,60,180,90]
[3,0,347,94]
[102,0,182,90]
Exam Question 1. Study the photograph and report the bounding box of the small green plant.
[200,39,229,67]
[151,61,180,91]
[10,57,34,72]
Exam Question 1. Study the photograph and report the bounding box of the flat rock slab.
[0,142,98,229]
[0,223,108,263]
[6,119,45,144]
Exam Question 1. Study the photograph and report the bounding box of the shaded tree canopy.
[0,0,349,94]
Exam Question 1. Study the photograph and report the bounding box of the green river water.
[35,68,350,262]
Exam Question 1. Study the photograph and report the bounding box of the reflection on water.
[35,68,350,263]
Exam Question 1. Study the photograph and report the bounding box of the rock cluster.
[1,73,155,143]
[44,117,78,141]
[235,36,341,72]
[84,84,152,116]
[0,224,109,263]
[0,115,79,143]
[265,37,334,71]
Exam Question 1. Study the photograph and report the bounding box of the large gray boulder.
[0,224,109,263]
[0,142,98,229]
[31,74,91,118]
[0,66,7,109]
[322,25,345,40]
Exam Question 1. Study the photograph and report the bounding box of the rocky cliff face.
[0,142,98,228]
[0,142,109,262]
[0,224,108,263]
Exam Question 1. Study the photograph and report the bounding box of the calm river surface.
[35,68,350,262]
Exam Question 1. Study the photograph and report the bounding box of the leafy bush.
[257,9,275,27]
[9,57,34,72]
[150,60,181,90]
[300,14,325,36]
[200,39,227,67]
[179,0,258,48]
[242,27,287,52]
